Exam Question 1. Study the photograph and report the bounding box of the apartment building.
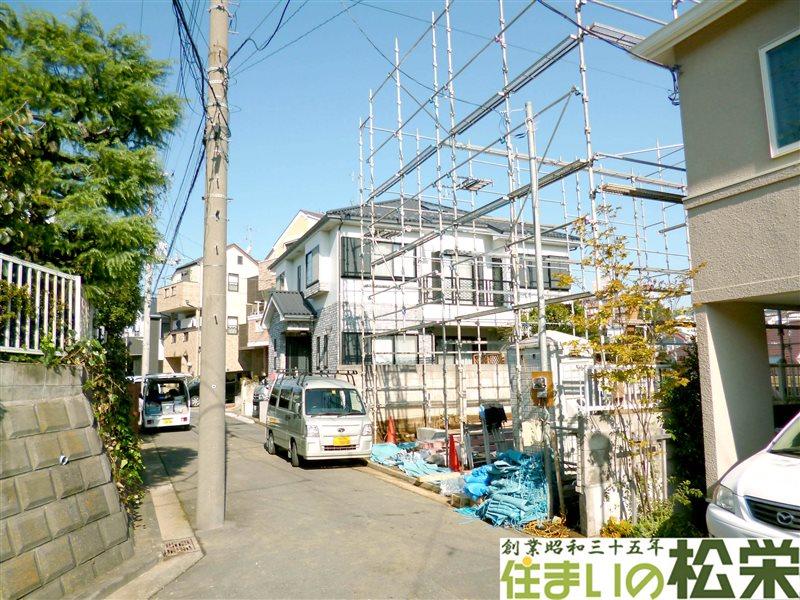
[156,244,259,378]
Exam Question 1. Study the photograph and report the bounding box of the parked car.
[187,377,200,407]
[138,374,192,433]
[707,411,800,537]
[252,383,269,419]
[263,376,372,467]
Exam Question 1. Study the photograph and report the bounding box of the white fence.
[583,366,667,412]
[1,253,82,355]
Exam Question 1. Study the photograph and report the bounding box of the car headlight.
[306,424,319,437]
[713,484,736,514]
[361,423,373,436]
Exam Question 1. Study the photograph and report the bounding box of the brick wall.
[0,363,132,600]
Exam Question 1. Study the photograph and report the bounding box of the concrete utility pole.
[140,207,155,379]
[197,0,229,531]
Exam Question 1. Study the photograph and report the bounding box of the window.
[276,273,285,290]
[342,332,371,365]
[305,246,319,287]
[546,256,571,291]
[340,237,415,280]
[227,316,238,335]
[181,270,191,281]
[341,237,370,277]
[296,265,302,291]
[227,273,239,292]
[269,387,279,407]
[237,255,243,265]
[277,388,290,410]
[316,336,321,367]
[305,388,365,416]
[323,335,328,369]
[760,31,800,156]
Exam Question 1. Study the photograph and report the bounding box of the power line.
[228,0,291,65]
[232,0,364,77]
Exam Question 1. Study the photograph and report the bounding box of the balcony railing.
[421,276,515,307]
[582,366,669,413]
[1,253,83,355]
[772,363,800,402]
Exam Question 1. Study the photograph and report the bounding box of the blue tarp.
[460,450,550,527]
[370,443,449,477]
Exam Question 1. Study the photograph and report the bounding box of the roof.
[174,243,258,272]
[268,291,316,319]
[274,376,358,390]
[633,0,747,64]
[269,197,571,269]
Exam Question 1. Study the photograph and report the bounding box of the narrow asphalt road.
[148,412,508,599]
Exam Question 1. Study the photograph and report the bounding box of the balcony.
[164,328,199,360]
[157,281,201,314]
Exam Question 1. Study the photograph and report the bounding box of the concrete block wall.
[0,363,132,600]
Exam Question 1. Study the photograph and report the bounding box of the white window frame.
[227,272,239,292]
[226,316,238,335]
[759,29,800,158]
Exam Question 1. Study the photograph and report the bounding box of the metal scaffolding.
[351,0,692,463]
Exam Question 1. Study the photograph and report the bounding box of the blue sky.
[16,0,688,286]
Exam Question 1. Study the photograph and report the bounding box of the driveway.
[150,412,507,599]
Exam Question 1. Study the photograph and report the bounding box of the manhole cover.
[162,537,197,557]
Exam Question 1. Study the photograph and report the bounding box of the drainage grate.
[162,537,198,557]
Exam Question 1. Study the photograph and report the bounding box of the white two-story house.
[262,198,573,375]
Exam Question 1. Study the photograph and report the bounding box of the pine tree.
[0,3,181,338]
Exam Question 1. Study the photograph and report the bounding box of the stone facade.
[311,302,339,371]
[0,363,132,600]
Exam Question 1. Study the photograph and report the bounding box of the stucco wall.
[686,168,800,304]
[675,0,800,197]
[0,364,132,599]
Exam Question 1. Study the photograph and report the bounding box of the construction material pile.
[370,442,451,478]
[456,450,550,527]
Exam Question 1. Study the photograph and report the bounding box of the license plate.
[332,436,351,446]
[162,418,173,425]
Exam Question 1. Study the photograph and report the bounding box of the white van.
[138,374,192,432]
[263,377,372,467]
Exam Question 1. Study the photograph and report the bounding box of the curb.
[360,460,473,508]
[107,442,204,599]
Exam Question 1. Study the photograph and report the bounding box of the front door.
[286,334,311,373]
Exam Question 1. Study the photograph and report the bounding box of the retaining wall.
[0,363,132,600]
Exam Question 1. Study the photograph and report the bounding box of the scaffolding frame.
[350,0,692,469]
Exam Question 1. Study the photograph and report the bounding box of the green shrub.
[600,517,635,538]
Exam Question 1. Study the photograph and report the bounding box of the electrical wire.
[228,0,291,65]
[232,0,365,77]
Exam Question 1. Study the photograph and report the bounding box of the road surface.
[151,412,509,599]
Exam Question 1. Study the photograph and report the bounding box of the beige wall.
[686,170,800,304]
[676,0,799,197]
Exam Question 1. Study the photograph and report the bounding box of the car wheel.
[190,395,200,407]
[290,439,301,468]
[265,431,276,455]
[182,424,192,431]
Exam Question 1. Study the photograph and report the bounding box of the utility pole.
[140,207,155,379]
[197,0,229,531]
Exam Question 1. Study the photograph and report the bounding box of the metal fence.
[582,366,667,412]
[1,253,82,355]
[772,363,800,402]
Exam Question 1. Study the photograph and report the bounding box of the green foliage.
[526,302,599,342]
[601,482,705,538]
[0,3,181,332]
[599,517,635,538]
[631,481,705,538]
[62,339,144,515]
[660,341,705,491]
[0,279,30,325]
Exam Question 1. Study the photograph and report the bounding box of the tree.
[563,206,697,518]
[0,3,181,339]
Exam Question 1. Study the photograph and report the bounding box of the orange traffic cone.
[385,416,398,444]
[448,434,461,472]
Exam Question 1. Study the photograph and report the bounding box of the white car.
[707,412,800,537]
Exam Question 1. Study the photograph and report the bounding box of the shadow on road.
[143,444,198,486]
